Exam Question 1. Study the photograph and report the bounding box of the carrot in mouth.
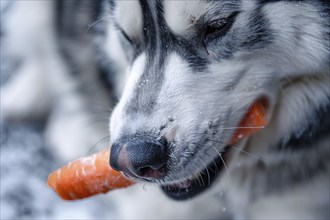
[47,101,267,200]
[229,100,268,145]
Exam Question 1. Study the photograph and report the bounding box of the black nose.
[110,137,167,180]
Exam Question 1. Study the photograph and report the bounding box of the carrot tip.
[47,149,135,200]
[47,172,57,189]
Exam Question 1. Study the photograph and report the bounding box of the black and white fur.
[1,0,329,219]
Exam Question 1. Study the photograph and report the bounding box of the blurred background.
[0,122,118,219]
[0,1,118,219]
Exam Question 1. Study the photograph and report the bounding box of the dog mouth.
[161,100,268,200]
[161,146,229,200]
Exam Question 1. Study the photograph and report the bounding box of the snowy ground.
[0,122,119,219]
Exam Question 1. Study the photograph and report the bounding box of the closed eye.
[115,23,134,45]
[203,12,239,43]
[120,29,133,45]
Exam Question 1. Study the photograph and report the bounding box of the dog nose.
[110,138,167,180]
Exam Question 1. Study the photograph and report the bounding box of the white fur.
[263,2,329,76]
[163,1,212,36]
[114,0,143,42]
[110,53,146,143]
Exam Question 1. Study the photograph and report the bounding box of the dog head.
[103,0,329,200]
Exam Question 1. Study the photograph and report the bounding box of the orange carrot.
[47,149,134,200]
[229,101,268,145]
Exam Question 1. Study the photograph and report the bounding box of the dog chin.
[161,146,230,200]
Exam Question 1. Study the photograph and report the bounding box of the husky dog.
[105,0,330,218]
[1,0,329,219]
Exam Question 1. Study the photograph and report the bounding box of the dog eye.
[114,23,134,46]
[120,29,133,45]
[203,12,238,44]
[205,21,228,37]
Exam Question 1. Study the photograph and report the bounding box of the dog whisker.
[187,162,205,187]
[87,117,110,126]
[83,16,112,36]
[86,135,110,155]
[197,173,205,187]
[210,144,231,179]
[219,152,231,179]
[214,126,265,130]
[195,164,206,187]
[197,157,211,186]
[87,105,113,126]
[230,145,266,163]
[207,139,264,162]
